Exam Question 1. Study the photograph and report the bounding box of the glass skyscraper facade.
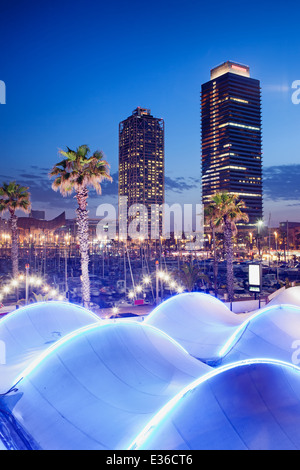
[201,61,263,225]
[119,107,165,239]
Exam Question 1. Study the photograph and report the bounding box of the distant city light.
[143,276,151,285]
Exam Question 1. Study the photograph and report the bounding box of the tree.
[0,182,31,278]
[204,203,220,297]
[208,192,249,302]
[176,261,209,293]
[49,145,112,307]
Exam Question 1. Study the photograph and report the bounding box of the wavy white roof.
[220,303,300,365]
[2,293,300,450]
[0,302,99,394]
[268,286,300,307]
[2,321,209,450]
[145,293,250,363]
[130,359,300,450]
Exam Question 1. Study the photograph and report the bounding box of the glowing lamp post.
[274,231,278,252]
[25,264,30,305]
[274,231,279,285]
[256,220,264,259]
[155,260,159,305]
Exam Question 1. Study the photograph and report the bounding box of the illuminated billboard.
[249,264,262,292]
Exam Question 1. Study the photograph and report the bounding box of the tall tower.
[119,107,165,239]
[201,61,263,225]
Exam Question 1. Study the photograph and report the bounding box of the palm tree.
[0,182,31,278]
[204,203,220,297]
[176,261,209,293]
[49,145,112,308]
[208,192,249,302]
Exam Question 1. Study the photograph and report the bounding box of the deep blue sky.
[0,0,299,225]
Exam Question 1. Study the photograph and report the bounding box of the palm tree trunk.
[10,211,19,279]
[211,226,218,297]
[76,187,90,308]
[224,221,234,302]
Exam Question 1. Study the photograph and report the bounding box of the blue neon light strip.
[145,292,227,324]
[13,320,192,386]
[0,301,101,326]
[218,303,300,358]
[127,358,300,450]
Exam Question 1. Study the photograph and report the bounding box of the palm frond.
[0,181,31,215]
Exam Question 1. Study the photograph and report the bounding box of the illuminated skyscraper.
[201,61,263,225]
[119,107,165,239]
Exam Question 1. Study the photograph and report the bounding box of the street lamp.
[64,234,70,295]
[249,232,253,259]
[112,307,119,317]
[25,264,30,305]
[274,231,278,252]
[143,275,151,285]
[155,260,159,305]
[256,220,264,259]
[274,231,279,285]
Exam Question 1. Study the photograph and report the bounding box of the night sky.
[0,0,299,225]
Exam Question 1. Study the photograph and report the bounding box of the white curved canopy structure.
[268,286,300,307]
[2,293,300,450]
[219,304,300,365]
[0,321,209,450]
[0,302,99,394]
[130,360,300,450]
[145,293,250,363]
